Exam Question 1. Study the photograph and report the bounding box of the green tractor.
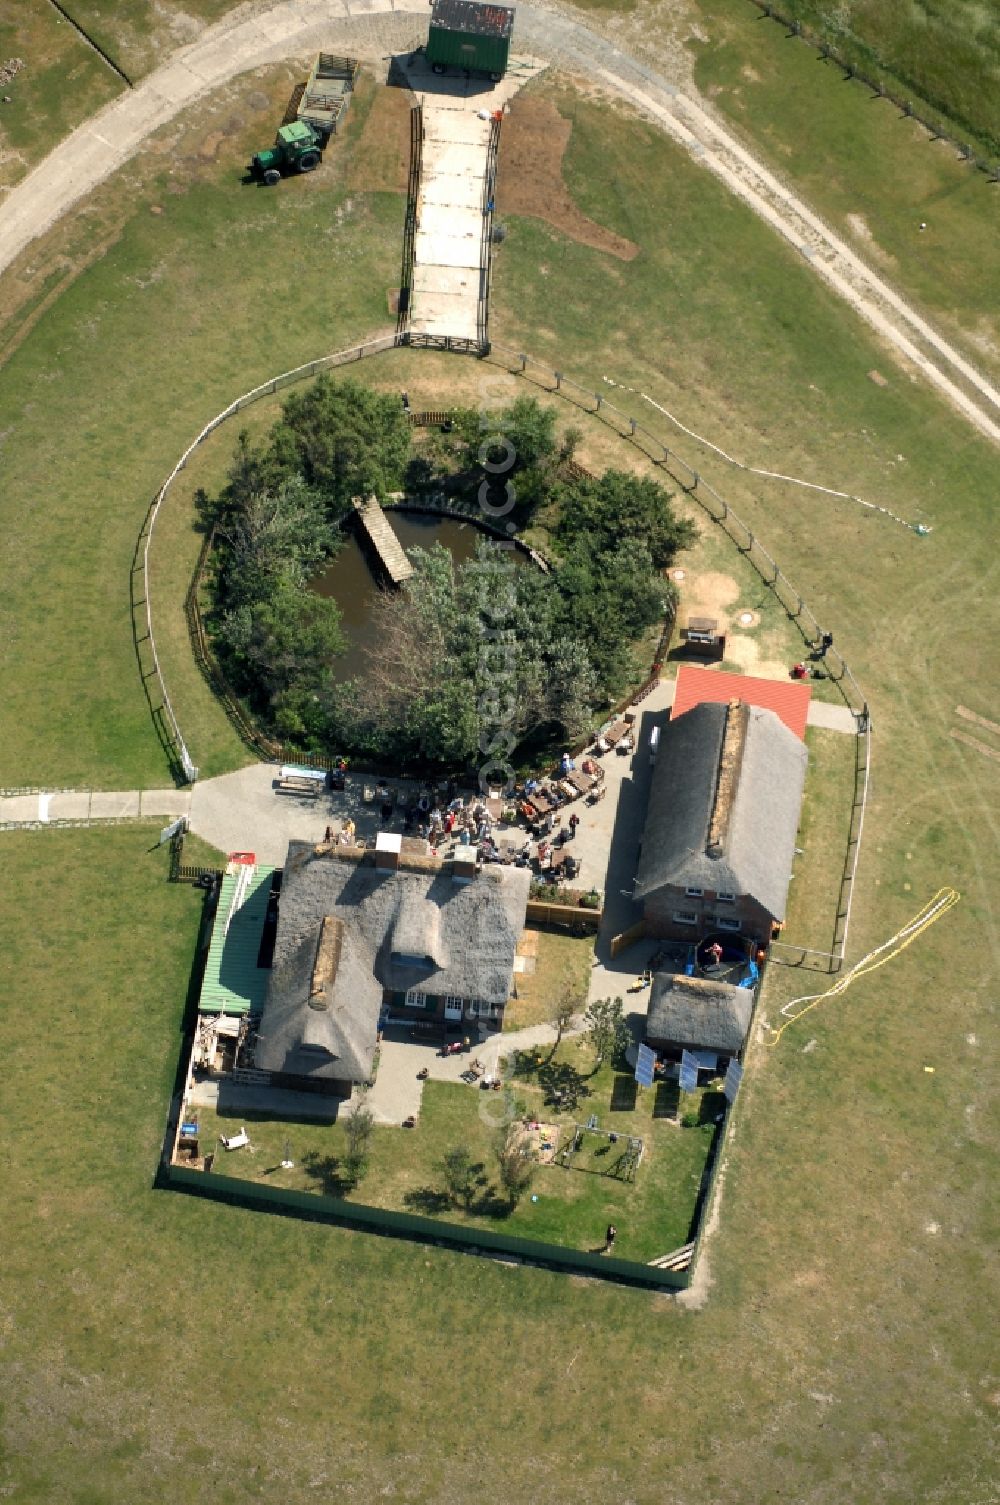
[250,120,324,185]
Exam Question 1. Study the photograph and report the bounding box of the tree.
[217,582,345,729]
[554,469,695,569]
[342,1100,375,1188]
[269,375,412,518]
[584,996,631,1072]
[439,1146,477,1210]
[493,1119,536,1208]
[547,974,580,1060]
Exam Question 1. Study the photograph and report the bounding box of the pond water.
[311,510,522,675]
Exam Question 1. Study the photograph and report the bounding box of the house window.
[684,887,704,898]
[716,891,736,904]
[716,916,742,932]
[672,911,698,926]
[404,989,428,1008]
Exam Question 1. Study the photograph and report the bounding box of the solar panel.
[723,1058,743,1103]
[635,1043,656,1088]
[679,1050,699,1094]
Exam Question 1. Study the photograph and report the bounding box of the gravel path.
[0,0,997,442]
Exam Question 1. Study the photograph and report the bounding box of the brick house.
[634,698,807,944]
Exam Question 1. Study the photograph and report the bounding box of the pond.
[311,509,525,675]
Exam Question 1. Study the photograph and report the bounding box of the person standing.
[568,812,580,841]
[605,1224,617,1253]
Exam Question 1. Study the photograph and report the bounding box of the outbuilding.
[425,0,515,80]
[645,972,753,1070]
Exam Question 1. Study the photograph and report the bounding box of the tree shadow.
[300,1150,356,1198]
[403,1181,511,1220]
[403,1186,453,1215]
[538,1060,590,1113]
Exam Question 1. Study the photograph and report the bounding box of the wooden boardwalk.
[353,496,413,586]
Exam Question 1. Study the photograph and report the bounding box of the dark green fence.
[165,1163,689,1292]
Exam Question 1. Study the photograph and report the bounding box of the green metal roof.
[278,121,315,145]
[199,866,274,1016]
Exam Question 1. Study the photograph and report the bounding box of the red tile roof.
[670,665,811,741]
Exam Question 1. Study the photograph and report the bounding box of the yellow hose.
[767,887,960,1047]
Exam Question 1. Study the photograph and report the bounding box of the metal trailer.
[425,0,514,80]
[296,53,360,141]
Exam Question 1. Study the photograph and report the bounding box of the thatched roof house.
[254,840,531,1093]
[635,700,807,937]
[646,972,752,1058]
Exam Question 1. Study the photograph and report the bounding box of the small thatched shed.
[645,972,752,1061]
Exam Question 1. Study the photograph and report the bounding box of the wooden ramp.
[647,1241,695,1272]
[353,496,413,586]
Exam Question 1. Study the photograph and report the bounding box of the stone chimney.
[452,851,478,885]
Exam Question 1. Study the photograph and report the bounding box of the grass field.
[0,4,122,189]
[739,0,1000,155]
[0,68,401,788]
[685,0,1000,381]
[1,31,999,1505]
[568,0,1000,156]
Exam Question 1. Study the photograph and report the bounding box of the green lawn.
[195,1053,714,1262]
[737,0,1000,155]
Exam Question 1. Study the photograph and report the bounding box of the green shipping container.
[425,0,514,79]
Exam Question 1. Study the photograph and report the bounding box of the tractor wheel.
[298,151,321,172]
[262,168,281,186]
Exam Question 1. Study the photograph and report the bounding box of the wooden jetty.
[353,496,414,586]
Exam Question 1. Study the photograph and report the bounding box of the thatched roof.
[255,916,383,1082]
[646,972,752,1054]
[269,842,531,1009]
[635,700,807,921]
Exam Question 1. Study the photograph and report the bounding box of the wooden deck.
[353,496,414,586]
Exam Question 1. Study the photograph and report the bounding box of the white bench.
[220,1128,249,1151]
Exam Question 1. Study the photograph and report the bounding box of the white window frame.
[716,916,742,932]
[715,891,736,905]
[672,910,698,926]
[684,887,704,898]
[404,989,428,1008]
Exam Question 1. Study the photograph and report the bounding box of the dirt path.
[0,0,997,443]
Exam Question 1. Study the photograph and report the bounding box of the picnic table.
[563,768,598,797]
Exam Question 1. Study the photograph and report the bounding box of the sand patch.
[517,928,541,958]
[496,95,639,261]
[678,570,740,624]
[724,633,789,679]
